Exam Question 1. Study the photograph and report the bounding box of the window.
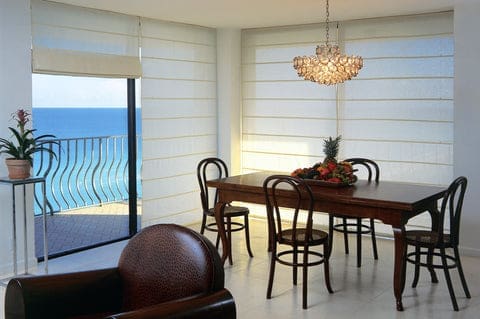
[241,12,453,186]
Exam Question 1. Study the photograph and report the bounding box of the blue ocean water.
[31,107,142,214]
[32,107,141,138]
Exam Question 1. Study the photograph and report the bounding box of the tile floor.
[2,218,479,319]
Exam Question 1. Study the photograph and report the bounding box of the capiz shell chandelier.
[293,0,363,85]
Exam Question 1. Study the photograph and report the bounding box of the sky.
[32,74,140,107]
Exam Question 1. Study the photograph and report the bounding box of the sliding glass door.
[32,74,141,259]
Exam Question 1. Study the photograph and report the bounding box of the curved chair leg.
[215,233,220,249]
[454,246,471,298]
[266,245,277,299]
[412,245,421,288]
[244,215,254,257]
[293,245,298,285]
[226,217,233,265]
[302,246,309,309]
[356,218,362,267]
[427,247,438,283]
[324,242,334,294]
[370,218,378,260]
[328,214,334,259]
[200,214,207,234]
[440,247,459,311]
[342,217,349,254]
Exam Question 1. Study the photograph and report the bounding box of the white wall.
[0,0,34,275]
[216,29,242,175]
[453,0,480,256]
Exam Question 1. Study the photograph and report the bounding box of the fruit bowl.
[303,177,356,188]
[291,160,357,187]
[291,135,356,187]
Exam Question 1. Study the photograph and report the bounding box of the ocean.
[31,107,142,214]
[32,107,142,138]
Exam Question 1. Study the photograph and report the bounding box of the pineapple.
[323,135,341,163]
[291,135,356,184]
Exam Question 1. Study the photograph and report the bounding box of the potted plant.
[0,109,57,179]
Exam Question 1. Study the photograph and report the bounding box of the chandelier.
[293,0,363,85]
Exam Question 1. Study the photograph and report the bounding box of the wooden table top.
[207,171,447,213]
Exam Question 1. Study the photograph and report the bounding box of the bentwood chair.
[405,176,471,311]
[263,175,333,309]
[5,224,236,319]
[328,158,379,267]
[197,157,253,265]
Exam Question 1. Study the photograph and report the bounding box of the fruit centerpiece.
[291,136,357,185]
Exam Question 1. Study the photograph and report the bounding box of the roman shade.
[31,0,141,78]
[241,12,453,186]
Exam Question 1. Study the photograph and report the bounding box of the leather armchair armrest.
[5,267,122,319]
[108,289,236,319]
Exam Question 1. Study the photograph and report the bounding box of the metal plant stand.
[0,176,48,279]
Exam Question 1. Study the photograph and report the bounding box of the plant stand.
[0,176,48,283]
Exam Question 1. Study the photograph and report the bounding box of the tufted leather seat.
[4,224,236,319]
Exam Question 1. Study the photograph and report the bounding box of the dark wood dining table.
[206,171,447,311]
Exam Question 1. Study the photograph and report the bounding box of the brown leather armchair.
[5,224,236,319]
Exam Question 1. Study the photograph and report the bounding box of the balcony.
[33,135,142,259]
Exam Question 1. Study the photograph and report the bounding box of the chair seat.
[207,205,249,217]
[279,228,328,246]
[405,230,451,247]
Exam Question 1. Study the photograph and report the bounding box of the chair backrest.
[117,224,224,311]
[345,157,380,182]
[263,175,315,243]
[438,176,468,246]
[197,157,229,211]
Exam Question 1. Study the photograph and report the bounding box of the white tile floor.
[2,218,479,319]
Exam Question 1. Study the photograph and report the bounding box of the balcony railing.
[34,135,142,215]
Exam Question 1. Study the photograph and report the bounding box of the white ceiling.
[50,0,454,29]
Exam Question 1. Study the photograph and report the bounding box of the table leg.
[392,226,407,311]
[214,202,228,265]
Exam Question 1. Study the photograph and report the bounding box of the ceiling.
[50,0,453,29]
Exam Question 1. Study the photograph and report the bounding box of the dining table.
[206,171,447,311]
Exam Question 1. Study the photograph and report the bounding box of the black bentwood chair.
[197,157,253,265]
[405,176,471,311]
[263,175,333,309]
[328,158,379,267]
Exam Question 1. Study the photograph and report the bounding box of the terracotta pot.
[5,159,31,179]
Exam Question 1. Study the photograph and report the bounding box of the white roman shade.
[140,18,217,226]
[31,0,141,78]
[241,12,453,186]
[339,12,454,186]
[242,23,338,172]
